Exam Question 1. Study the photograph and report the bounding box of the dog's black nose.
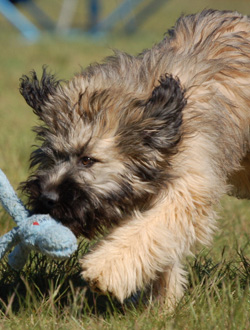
[40,191,59,210]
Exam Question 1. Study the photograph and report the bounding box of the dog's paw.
[81,255,109,294]
[80,245,138,302]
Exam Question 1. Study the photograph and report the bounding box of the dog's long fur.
[20,10,250,306]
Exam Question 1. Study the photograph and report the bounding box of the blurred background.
[0,0,249,188]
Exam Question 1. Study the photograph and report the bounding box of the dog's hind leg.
[228,153,250,200]
[151,261,188,309]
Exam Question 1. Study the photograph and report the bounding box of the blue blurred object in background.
[0,0,40,41]
[0,0,167,41]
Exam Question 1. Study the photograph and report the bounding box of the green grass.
[0,0,249,328]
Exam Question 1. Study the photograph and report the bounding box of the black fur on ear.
[19,65,61,116]
[143,74,186,154]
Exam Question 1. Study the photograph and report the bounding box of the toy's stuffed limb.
[0,226,32,270]
[0,170,29,225]
[8,243,30,271]
[0,227,20,260]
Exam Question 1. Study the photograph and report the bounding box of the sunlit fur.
[20,10,250,307]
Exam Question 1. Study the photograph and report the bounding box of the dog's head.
[20,64,186,238]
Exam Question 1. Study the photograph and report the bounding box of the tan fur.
[80,10,250,306]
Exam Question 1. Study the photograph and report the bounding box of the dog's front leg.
[80,204,173,302]
[81,175,217,304]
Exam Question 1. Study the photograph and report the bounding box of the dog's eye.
[80,156,96,168]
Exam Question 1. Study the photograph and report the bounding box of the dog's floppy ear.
[19,66,61,117]
[142,74,186,153]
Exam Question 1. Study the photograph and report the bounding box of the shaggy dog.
[20,10,250,307]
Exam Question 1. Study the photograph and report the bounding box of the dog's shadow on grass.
[0,240,124,316]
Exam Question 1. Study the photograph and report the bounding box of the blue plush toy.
[0,169,77,271]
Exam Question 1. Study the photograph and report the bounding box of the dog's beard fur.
[20,68,186,238]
